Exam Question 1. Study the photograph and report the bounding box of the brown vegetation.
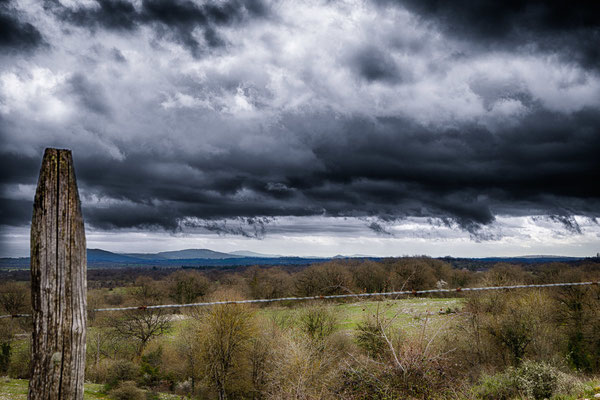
[1,257,599,399]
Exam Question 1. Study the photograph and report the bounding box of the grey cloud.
[367,221,393,236]
[0,1,44,52]
[548,215,582,235]
[47,0,139,31]
[468,76,534,111]
[111,48,126,63]
[184,217,271,239]
[1,107,598,234]
[67,73,111,115]
[351,46,400,83]
[387,0,600,70]
[1,0,599,245]
[48,0,268,57]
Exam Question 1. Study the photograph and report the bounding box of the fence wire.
[1,280,598,319]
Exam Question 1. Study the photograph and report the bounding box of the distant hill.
[441,255,585,270]
[0,248,594,270]
[87,249,144,263]
[229,250,283,258]
[129,248,243,260]
[477,256,581,263]
[334,254,376,259]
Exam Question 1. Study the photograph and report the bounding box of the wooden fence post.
[29,148,87,400]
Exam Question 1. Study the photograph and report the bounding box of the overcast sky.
[1,0,599,258]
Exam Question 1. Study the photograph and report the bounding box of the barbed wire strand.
[1,281,598,319]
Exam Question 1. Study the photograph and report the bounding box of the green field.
[3,376,598,400]
[255,296,465,331]
[0,377,185,400]
[0,378,107,400]
[162,296,466,336]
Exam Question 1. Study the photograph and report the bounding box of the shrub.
[7,338,30,379]
[474,361,581,400]
[108,381,145,400]
[515,361,558,399]
[294,262,353,296]
[105,359,140,391]
[466,291,556,367]
[195,292,256,400]
[167,270,210,304]
[298,305,338,342]
[264,335,341,399]
[340,357,402,400]
[554,286,600,372]
[0,342,10,373]
[246,267,293,299]
[140,347,163,388]
[355,317,386,358]
[352,261,389,293]
[474,370,517,400]
[0,282,30,314]
[388,259,438,291]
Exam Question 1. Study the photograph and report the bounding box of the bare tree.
[110,309,172,357]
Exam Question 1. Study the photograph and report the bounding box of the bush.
[246,267,293,299]
[516,361,558,399]
[340,357,401,400]
[464,290,557,367]
[474,361,581,400]
[167,270,210,304]
[265,335,342,399]
[294,262,353,296]
[474,370,518,400]
[195,293,256,400]
[355,317,386,358]
[7,338,30,379]
[140,347,163,388]
[106,359,140,391]
[0,342,10,373]
[298,305,338,342]
[108,381,145,400]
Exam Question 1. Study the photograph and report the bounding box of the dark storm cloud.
[185,217,271,239]
[388,0,600,70]
[1,105,599,234]
[0,1,44,52]
[0,151,40,185]
[48,0,267,56]
[0,198,32,226]
[53,0,138,30]
[547,215,582,235]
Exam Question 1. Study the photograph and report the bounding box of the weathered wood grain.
[29,148,87,400]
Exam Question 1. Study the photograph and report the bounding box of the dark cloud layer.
[0,1,44,51]
[47,0,267,57]
[1,106,598,233]
[391,0,600,70]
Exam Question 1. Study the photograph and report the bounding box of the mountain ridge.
[0,248,593,270]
